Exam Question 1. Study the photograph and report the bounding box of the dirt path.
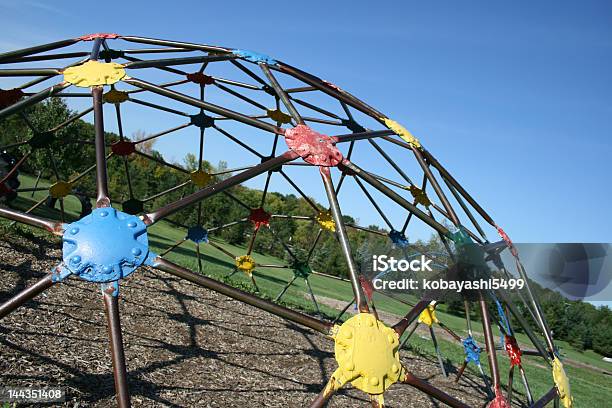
[0,232,510,407]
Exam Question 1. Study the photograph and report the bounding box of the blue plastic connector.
[62,207,156,284]
[186,225,209,244]
[462,336,482,366]
[232,49,277,65]
[389,230,409,248]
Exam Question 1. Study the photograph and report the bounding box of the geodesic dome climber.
[0,34,573,407]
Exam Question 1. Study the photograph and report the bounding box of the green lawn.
[2,173,611,406]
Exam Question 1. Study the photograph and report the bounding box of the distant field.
[2,172,611,406]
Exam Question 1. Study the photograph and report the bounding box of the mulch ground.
[0,231,492,407]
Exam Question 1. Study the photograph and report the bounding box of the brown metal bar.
[438,322,462,342]
[286,86,316,93]
[308,378,338,408]
[208,218,248,233]
[353,176,393,229]
[230,60,268,86]
[270,214,312,221]
[69,152,113,185]
[0,68,61,76]
[0,51,89,63]
[0,139,30,150]
[275,275,298,301]
[303,116,344,126]
[92,86,110,208]
[142,180,191,202]
[144,151,298,225]
[479,295,500,389]
[113,103,135,200]
[134,150,188,174]
[0,152,31,184]
[246,225,261,256]
[0,274,55,319]
[222,191,251,210]
[128,97,190,117]
[123,54,233,69]
[213,125,265,158]
[153,257,332,334]
[518,365,534,405]
[214,82,267,111]
[102,289,131,408]
[212,76,261,90]
[0,38,78,63]
[121,47,193,54]
[393,300,430,336]
[367,139,415,185]
[306,229,323,262]
[89,38,103,60]
[277,62,384,118]
[17,75,56,90]
[332,297,354,325]
[335,141,355,194]
[495,290,550,358]
[121,54,187,76]
[15,187,47,193]
[320,167,367,312]
[402,371,471,408]
[0,82,70,120]
[124,77,282,134]
[126,78,189,95]
[399,322,419,349]
[443,177,488,241]
[259,171,273,207]
[0,207,63,234]
[412,148,460,226]
[344,160,450,237]
[531,387,558,408]
[260,64,303,124]
[421,149,496,226]
[430,326,448,377]
[514,260,557,354]
[257,264,291,269]
[49,107,94,132]
[133,123,190,145]
[206,240,236,260]
[120,36,231,54]
[334,129,396,144]
[290,96,343,120]
[279,170,319,211]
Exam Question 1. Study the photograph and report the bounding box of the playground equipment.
[0,34,572,407]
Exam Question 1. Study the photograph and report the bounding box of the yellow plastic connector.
[49,181,72,199]
[63,60,126,87]
[103,89,129,104]
[417,303,439,327]
[266,109,292,124]
[552,357,573,408]
[331,313,404,396]
[190,170,212,188]
[316,210,336,232]
[235,255,256,276]
[381,118,421,149]
[408,185,431,207]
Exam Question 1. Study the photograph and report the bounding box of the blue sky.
[1,0,611,244]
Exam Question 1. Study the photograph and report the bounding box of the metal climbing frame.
[0,34,572,408]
